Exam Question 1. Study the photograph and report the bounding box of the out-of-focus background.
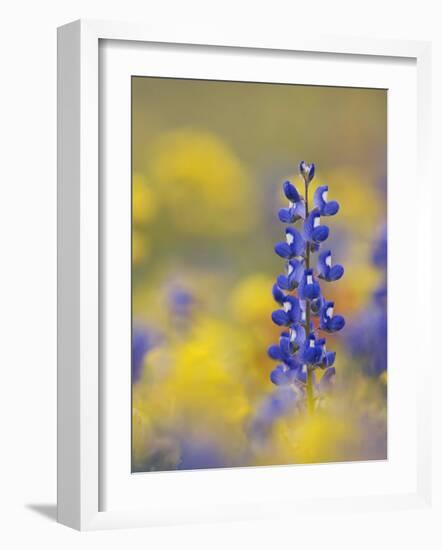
[131,76,387,472]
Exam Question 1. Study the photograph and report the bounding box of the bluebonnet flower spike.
[268,162,344,406]
[317,249,344,282]
[313,185,339,216]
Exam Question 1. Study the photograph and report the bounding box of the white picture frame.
[57,19,432,531]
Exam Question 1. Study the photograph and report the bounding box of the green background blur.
[131,76,387,472]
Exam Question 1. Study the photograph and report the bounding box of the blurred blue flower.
[346,227,387,377]
[248,386,297,440]
[372,225,387,269]
[132,325,158,383]
[178,439,227,470]
[168,285,195,319]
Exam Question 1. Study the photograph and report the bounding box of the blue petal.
[274,242,292,258]
[287,259,304,288]
[268,345,283,360]
[276,274,290,290]
[270,365,291,386]
[329,264,344,281]
[304,208,329,244]
[283,180,301,202]
[329,315,345,332]
[272,309,290,326]
[283,295,302,323]
[314,185,339,216]
[278,208,295,223]
[272,283,286,304]
[310,295,324,316]
[313,185,327,209]
[312,225,329,242]
[317,249,331,279]
[286,227,305,257]
[323,200,339,216]
[289,324,306,349]
[298,269,321,300]
[293,201,306,220]
[280,335,292,357]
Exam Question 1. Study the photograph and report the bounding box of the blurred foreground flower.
[346,226,387,377]
[132,325,160,383]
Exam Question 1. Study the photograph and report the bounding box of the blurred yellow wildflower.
[132,172,158,225]
[148,129,255,235]
[132,230,150,265]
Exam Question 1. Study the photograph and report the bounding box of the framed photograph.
[57,19,432,530]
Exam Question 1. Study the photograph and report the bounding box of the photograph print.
[131,76,387,472]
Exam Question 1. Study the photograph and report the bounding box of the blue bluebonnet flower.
[268,161,344,413]
[278,181,306,223]
[299,333,324,365]
[319,300,345,333]
[288,324,306,350]
[346,227,387,377]
[274,227,305,259]
[271,295,302,326]
[317,249,344,282]
[276,259,304,290]
[298,268,321,300]
[304,208,329,244]
[313,185,339,216]
[268,329,305,360]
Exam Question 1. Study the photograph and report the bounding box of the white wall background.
[0,1,440,548]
